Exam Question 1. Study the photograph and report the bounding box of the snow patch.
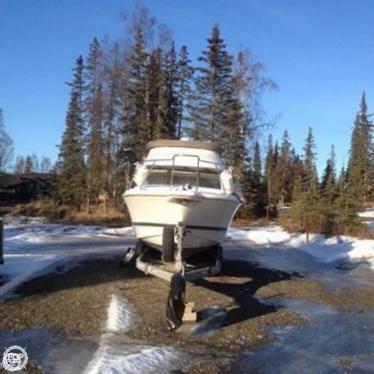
[85,293,185,374]
[105,294,134,333]
[227,225,374,269]
[0,254,65,299]
[358,209,374,219]
[99,226,135,237]
[228,226,290,245]
[85,345,182,374]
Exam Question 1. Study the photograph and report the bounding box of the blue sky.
[1,0,374,172]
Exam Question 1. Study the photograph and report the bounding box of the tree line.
[0,109,52,174]
[55,5,373,236]
[55,5,273,212]
[249,93,373,237]
[14,154,52,174]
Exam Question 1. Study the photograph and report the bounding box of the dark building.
[0,172,53,203]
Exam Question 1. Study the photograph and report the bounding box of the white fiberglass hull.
[124,188,240,251]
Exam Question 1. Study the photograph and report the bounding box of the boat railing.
[142,154,223,192]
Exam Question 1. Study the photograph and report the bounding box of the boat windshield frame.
[143,153,223,192]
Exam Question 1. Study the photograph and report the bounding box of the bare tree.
[0,109,14,171]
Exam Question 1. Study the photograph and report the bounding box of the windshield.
[145,167,221,189]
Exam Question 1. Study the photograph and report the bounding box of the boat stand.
[133,222,222,330]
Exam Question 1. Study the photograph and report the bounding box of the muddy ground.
[0,255,373,373]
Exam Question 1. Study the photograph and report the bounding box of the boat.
[122,139,243,329]
[123,139,243,260]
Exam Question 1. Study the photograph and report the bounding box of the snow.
[358,209,374,219]
[0,254,65,299]
[105,294,135,333]
[228,226,290,244]
[227,225,374,270]
[85,293,186,374]
[100,226,135,237]
[358,209,374,230]
[0,218,135,299]
[85,345,182,374]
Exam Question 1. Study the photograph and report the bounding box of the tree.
[125,11,151,161]
[14,155,25,174]
[85,38,105,211]
[176,45,193,138]
[102,41,123,207]
[320,146,338,234]
[146,47,169,139]
[0,109,14,171]
[347,92,373,203]
[253,141,262,181]
[275,130,293,205]
[31,153,39,172]
[303,126,318,190]
[56,56,86,208]
[163,42,178,138]
[40,156,52,172]
[189,24,235,143]
[264,135,277,217]
[24,155,33,173]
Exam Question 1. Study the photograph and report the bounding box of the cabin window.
[199,172,221,189]
[172,170,198,187]
[145,167,221,189]
[146,169,169,185]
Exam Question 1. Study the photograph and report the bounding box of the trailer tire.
[162,226,174,262]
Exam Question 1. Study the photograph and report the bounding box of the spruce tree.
[146,47,169,139]
[163,42,178,138]
[127,25,149,160]
[264,135,277,217]
[189,24,234,143]
[347,92,373,203]
[253,141,262,181]
[102,41,122,207]
[320,146,338,234]
[303,126,318,189]
[56,56,86,208]
[276,130,293,205]
[176,45,193,138]
[85,38,105,211]
[24,156,33,173]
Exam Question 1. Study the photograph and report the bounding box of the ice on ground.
[0,254,65,299]
[105,294,135,333]
[227,225,374,270]
[237,297,374,373]
[100,226,135,237]
[85,345,183,374]
[358,209,374,230]
[85,293,187,374]
[228,226,290,244]
[0,219,134,298]
[358,209,374,219]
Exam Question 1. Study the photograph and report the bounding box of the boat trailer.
[124,222,222,330]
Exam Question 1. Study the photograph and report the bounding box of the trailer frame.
[131,222,222,329]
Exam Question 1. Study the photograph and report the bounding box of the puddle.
[232,298,374,373]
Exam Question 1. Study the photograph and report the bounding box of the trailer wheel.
[162,226,174,262]
[166,272,186,330]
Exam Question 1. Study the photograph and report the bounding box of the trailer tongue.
[124,222,222,330]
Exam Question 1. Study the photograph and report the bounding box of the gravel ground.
[0,255,373,372]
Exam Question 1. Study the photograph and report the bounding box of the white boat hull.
[124,190,240,252]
